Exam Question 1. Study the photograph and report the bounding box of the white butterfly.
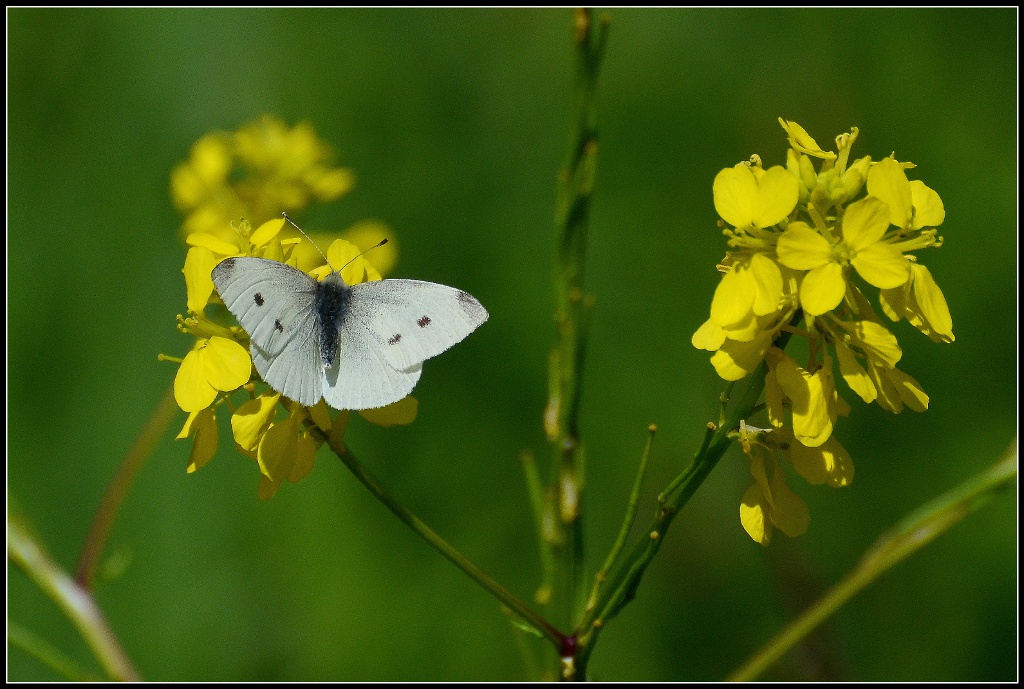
[211,256,488,410]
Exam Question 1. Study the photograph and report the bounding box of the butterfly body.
[211,257,488,410]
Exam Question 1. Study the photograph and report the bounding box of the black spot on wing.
[417,315,431,328]
[388,333,402,345]
[254,293,265,306]
[274,319,284,333]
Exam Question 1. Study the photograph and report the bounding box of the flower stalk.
[543,8,610,646]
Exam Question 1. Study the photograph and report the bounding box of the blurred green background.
[7,8,1017,681]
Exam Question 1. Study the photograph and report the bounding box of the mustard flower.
[694,119,953,544]
[171,115,354,244]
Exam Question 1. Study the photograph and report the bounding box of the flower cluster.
[693,119,953,545]
[171,115,355,244]
[168,117,409,499]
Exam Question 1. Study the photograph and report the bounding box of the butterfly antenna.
[339,238,389,271]
[282,212,330,266]
[282,212,389,274]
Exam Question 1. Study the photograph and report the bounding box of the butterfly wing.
[211,257,324,406]
[346,279,489,371]
[321,321,424,410]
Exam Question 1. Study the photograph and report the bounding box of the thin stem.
[9,516,141,681]
[521,450,555,604]
[544,7,610,646]
[323,430,567,651]
[574,355,776,675]
[76,385,179,589]
[8,621,101,681]
[729,442,1017,681]
[585,424,657,613]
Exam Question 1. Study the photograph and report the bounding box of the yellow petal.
[710,263,755,329]
[740,482,771,546]
[184,247,217,313]
[714,165,758,229]
[258,473,282,501]
[186,233,241,255]
[846,320,902,368]
[888,367,929,413]
[288,431,319,483]
[867,363,903,413]
[775,223,833,271]
[185,407,219,474]
[749,254,784,316]
[834,341,876,403]
[307,400,333,432]
[250,218,286,249]
[311,167,356,201]
[201,336,252,392]
[692,319,727,351]
[358,396,419,426]
[764,366,785,428]
[788,435,854,487]
[189,133,232,184]
[778,119,836,160]
[257,420,298,482]
[327,238,382,284]
[711,331,774,381]
[231,392,280,451]
[775,356,833,447]
[842,196,892,252]
[867,157,913,228]
[799,262,847,316]
[751,166,801,228]
[851,243,910,290]
[329,410,351,448]
[878,283,908,323]
[909,180,945,229]
[174,348,217,413]
[911,264,954,342]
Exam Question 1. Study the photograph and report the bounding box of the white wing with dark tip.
[346,279,489,371]
[211,257,324,406]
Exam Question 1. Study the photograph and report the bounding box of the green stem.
[8,516,141,681]
[585,424,657,614]
[521,450,555,605]
[76,385,179,589]
[729,441,1018,681]
[324,430,567,651]
[574,356,774,675]
[544,8,610,651]
[8,621,101,681]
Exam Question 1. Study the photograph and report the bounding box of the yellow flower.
[173,336,251,413]
[171,115,354,243]
[776,196,911,316]
[695,118,952,546]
